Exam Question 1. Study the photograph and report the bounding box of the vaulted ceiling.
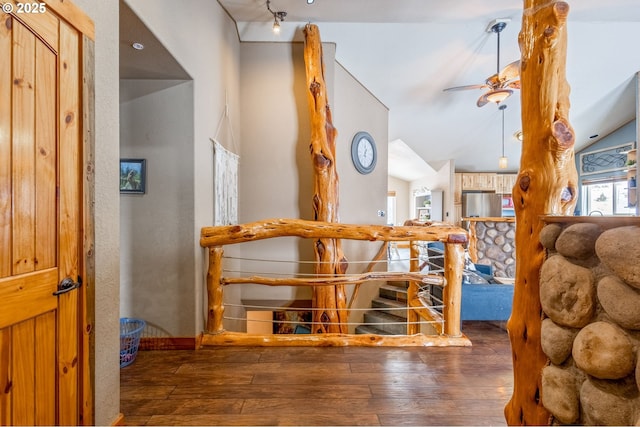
[218,0,640,179]
[120,1,640,180]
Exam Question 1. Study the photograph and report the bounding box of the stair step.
[363,311,407,335]
[378,283,408,302]
[371,297,408,318]
[355,325,391,335]
[387,280,409,288]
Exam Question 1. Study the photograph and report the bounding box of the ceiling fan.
[443,19,520,107]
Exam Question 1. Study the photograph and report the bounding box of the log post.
[206,247,225,334]
[443,242,463,337]
[406,241,420,335]
[303,24,348,333]
[505,2,577,425]
[467,221,478,263]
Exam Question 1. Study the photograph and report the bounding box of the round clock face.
[351,131,377,174]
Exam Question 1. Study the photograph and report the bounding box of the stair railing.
[199,218,468,346]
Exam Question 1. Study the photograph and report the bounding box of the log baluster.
[505,1,576,425]
[304,24,347,333]
[406,241,420,335]
[206,247,225,334]
[443,242,463,337]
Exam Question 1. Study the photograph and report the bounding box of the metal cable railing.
[199,219,468,346]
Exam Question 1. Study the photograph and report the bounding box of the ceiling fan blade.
[499,60,520,82]
[443,83,488,92]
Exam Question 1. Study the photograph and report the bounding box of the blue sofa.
[426,243,514,321]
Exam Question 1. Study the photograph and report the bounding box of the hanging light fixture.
[266,0,287,34]
[498,104,508,169]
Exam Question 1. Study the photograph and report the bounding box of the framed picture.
[120,159,146,194]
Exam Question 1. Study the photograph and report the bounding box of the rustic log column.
[206,247,225,334]
[505,2,577,425]
[303,24,348,333]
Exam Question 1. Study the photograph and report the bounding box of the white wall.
[388,176,411,225]
[119,80,195,336]
[125,0,241,335]
[70,0,121,424]
[409,160,455,224]
[334,61,389,226]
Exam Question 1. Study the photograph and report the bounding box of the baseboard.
[139,337,198,350]
[110,413,125,426]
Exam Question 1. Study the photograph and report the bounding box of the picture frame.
[120,158,146,194]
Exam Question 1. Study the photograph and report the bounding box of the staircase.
[355,281,409,335]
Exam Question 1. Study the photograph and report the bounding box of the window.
[387,191,396,225]
[582,179,635,215]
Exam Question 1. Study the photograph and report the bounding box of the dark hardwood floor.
[120,321,513,426]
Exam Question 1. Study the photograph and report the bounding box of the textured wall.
[69,0,121,424]
[539,221,640,425]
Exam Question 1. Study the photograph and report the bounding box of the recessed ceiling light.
[132,42,144,50]
[307,0,314,3]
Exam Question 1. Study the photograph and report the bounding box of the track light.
[267,0,287,34]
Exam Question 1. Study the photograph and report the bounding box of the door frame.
[25,1,95,424]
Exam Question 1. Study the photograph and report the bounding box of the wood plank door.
[0,2,94,425]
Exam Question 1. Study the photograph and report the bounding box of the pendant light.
[498,104,508,169]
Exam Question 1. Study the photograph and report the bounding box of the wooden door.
[0,2,94,425]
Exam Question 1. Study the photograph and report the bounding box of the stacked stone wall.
[473,221,516,278]
[539,222,640,425]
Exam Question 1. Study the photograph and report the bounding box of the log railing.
[199,219,470,346]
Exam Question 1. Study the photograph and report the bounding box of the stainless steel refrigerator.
[462,192,503,218]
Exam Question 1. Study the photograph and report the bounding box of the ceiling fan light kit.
[444,18,520,108]
[480,88,513,107]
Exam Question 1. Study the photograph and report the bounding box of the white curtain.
[212,138,239,226]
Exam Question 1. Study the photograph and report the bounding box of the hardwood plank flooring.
[120,321,513,426]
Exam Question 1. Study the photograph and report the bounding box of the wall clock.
[351,131,377,174]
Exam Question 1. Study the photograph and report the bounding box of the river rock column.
[539,222,640,425]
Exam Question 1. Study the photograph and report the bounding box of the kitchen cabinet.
[461,173,498,191]
[454,173,463,204]
[497,174,518,194]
